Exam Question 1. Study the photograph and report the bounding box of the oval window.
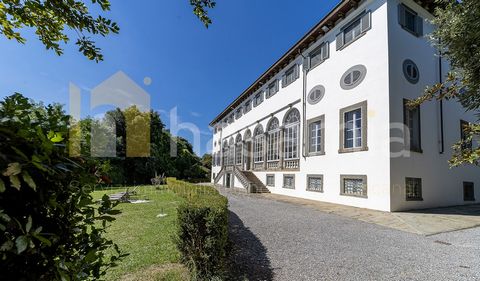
[340,65,367,90]
[307,85,325,105]
[403,59,419,84]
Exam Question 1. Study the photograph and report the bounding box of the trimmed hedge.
[167,178,229,280]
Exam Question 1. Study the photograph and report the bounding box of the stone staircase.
[214,167,224,185]
[241,171,270,193]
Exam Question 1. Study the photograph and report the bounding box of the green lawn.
[92,186,190,281]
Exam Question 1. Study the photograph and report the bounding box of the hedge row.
[166,178,229,280]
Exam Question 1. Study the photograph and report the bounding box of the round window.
[403,59,419,84]
[340,65,367,90]
[307,85,325,105]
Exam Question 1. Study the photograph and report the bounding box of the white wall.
[387,0,480,211]
[212,0,393,211]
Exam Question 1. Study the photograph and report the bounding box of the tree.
[411,0,480,166]
[0,0,216,61]
[0,94,125,280]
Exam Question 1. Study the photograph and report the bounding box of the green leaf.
[26,216,32,233]
[48,131,64,143]
[0,240,14,251]
[15,236,28,254]
[2,162,21,176]
[0,178,5,193]
[10,146,28,160]
[9,175,21,190]
[32,233,51,246]
[22,171,36,191]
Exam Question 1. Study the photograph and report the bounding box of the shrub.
[0,94,124,280]
[167,178,229,280]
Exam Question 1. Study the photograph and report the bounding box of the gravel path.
[223,191,480,281]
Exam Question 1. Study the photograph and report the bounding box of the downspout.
[299,50,309,158]
[438,45,445,154]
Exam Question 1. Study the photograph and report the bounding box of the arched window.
[244,129,252,141]
[222,140,228,166]
[253,125,265,163]
[283,109,300,160]
[267,118,280,161]
[228,137,235,166]
[235,134,243,165]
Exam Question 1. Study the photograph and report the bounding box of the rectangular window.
[283,174,295,189]
[243,100,252,113]
[464,182,475,201]
[266,80,279,98]
[336,11,371,50]
[235,108,242,119]
[307,175,323,192]
[344,109,361,149]
[284,124,299,159]
[266,174,275,187]
[308,42,329,70]
[339,101,367,153]
[282,65,299,88]
[267,130,280,161]
[253,92,264,107]
[344,18,361,45]
[406,177,423,201]
[398,4,423,37]
[254,135,264,163]
[403,99,422,152]
[307,115,325,156]
[235,144,242,165]
[340,175,367,197]
[460,120,473,151]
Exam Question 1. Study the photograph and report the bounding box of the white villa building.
[209,0,479,211]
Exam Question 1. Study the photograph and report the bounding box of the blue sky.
[0,0,339,156]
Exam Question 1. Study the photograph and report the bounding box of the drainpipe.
[438,46,445,154]
[299,50,309,158]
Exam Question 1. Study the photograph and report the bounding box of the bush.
[167,178,229,280]
[0,94,124,280]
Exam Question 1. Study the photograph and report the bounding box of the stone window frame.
[463,181,475,201]
[405,177,423,201]
[339,101,368,153]
[340,64,367,90]
[266,80,279,98]
[266,174,275,187]
[253,91,264,107]
[403,99,422,153]
[340,174,368,198]
[403,59,420,84]
[307,115,325,156]
[306,174,324,193]
[307,85,325,105]
[308,42,329,70]
[282,64,300,88]
[243,100,252,114]
[336,10,371,51]
[283,174,295,189]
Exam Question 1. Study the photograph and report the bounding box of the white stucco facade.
[210,0,479,211]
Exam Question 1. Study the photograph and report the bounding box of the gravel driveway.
[223,191,480,281]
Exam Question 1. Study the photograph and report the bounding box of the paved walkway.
[260,193,480,235]
[214,186,480,236]
[221,190,480,281]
